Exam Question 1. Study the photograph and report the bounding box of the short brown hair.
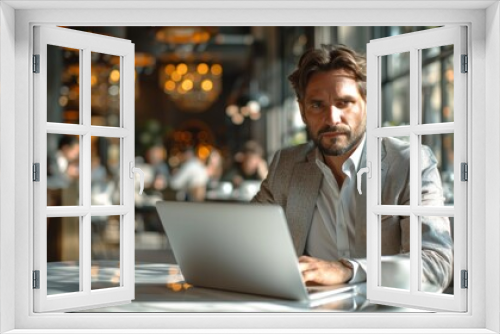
[241,140,264,157]
[288,44,367,102]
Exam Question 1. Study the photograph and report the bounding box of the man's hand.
[298,256,353,286]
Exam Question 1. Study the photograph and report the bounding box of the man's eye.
[337,100,353,108]
[310,102,322,108]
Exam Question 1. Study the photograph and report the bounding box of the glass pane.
[380,215,410,291]
[421,46,454,124]
[421,134,454,206]
[47,134,80,206]
[91,137,121,205]
[420,216,454,294]
[47,45,80,124]
[380,136,410,205]
[91,216,121,290]
[47,217,80,295]
[91,52,121,127]
[381,52,410,127]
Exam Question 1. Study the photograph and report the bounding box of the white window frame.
[1,1,498,333]
[365,26,468,312]
[33,25,136,312]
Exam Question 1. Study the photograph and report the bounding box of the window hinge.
[33,54,40,73]
[33,163,40,182]
[461,162,468,181]
[461,54,468,73]
[33,270,40,289]
[461,270,468,289]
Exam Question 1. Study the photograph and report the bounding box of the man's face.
[299,69,366,157]
[63,143,80,162]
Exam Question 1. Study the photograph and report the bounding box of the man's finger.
[298,262,316,272]
[301,268,318,283]
[298,255,316,263]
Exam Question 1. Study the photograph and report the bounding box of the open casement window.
[365,26,467,312]
[33,26,137,312]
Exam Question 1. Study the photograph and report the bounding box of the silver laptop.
[155,201,357,304]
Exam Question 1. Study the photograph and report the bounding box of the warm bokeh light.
[249,112,262,120]
[91,75,98,86]
[201,79,213,91]
[171,71,182,82]
[247,100,261,113]
[197,63,209,75]
[211,64,223,76]
[176,63,188,75]
[109,69,120,83]
[164,80,176,91]
[59,96,69,107]
[165,64,176,75]
[240,106,250,117]
[160,62,222,112]
[198,145,211,160]
[200,31,210,42]
[181,79,194,91]
[225,105,238,116]
[232,113,244,125]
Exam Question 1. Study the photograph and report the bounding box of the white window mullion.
[46,206,89,217]
[90,205,129,216]
[81,47,92,296]
[46,123,88,135]
[82,214,91,294]
[373,205,454,217]
[409,47,420,295]
[372,126,411,138]
[90,126,129,138]
[413,123,454,135]
[372,124,455,139]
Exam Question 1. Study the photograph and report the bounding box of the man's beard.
[308,124,365,156]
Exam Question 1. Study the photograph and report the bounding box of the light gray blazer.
[253,137,453,291]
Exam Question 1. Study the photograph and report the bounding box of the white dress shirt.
[169,157,208,190]
[305,135,367,283]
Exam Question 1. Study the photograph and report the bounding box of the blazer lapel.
[285,149,322,255]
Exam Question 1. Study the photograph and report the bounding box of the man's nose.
[328,105,343,124]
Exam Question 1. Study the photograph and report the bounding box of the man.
[252,45,453,292]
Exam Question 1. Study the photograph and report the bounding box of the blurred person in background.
[223,140,268,188]
[145,144,170,194]
[169,147,208,202]
[252,44,453,292]
[205,148,224,189]
[47,135,80,190]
